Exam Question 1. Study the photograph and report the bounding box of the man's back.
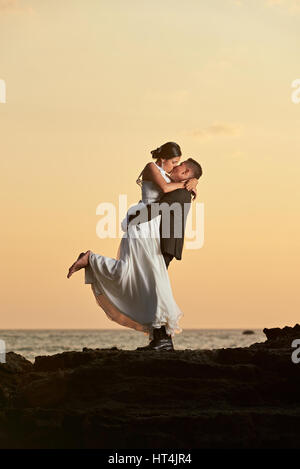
[158,188,191,261]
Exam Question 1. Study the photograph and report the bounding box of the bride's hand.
[185,177,198,192]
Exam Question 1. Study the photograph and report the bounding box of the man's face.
[169,161,192,182]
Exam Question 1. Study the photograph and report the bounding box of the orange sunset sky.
[0,0,299,329]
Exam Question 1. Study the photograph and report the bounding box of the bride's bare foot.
[67,250,91,278]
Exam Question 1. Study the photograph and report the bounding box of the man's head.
[170,158,203,182]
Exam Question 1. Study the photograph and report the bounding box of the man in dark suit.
[128,158,203,351]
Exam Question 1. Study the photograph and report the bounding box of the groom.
[128,158,203,351]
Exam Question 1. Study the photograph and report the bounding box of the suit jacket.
[128,188,191,261]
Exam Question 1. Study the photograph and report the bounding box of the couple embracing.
[67,142,203,351]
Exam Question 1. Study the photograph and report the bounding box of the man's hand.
[185,177,198,192]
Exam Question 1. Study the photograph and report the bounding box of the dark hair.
[186,158,203,179]
[151,141,182,160]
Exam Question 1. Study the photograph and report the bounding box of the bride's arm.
[142,162,186,193]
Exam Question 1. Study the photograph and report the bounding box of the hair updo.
[150,141,182,160]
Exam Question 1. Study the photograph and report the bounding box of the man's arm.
[127,188,191,228]
[159,188,192,206]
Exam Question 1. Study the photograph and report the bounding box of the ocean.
[0,329,266,363]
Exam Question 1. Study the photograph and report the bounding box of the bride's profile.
[67,142,200,350]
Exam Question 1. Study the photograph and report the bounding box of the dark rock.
[0,352,33,374]
[263,324,300,342]
[1,325,300,448]
[243,330,255,335]
[0,352,34,409]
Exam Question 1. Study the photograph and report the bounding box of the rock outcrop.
[1,324,300,448]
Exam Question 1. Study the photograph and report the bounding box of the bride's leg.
[67,250,91,278]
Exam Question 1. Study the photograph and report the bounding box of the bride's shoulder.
[143,161,158,174]
[138,161,156,179]
[137,162,154,185]
[144,161,156,169]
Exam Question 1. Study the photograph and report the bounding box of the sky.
[0,0,299,329]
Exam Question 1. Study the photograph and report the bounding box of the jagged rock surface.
[1,325,300,448]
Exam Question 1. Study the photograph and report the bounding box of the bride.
[67,142,199,350]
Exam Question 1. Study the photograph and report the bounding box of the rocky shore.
[1,324,300,449]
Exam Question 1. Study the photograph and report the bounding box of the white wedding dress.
[84,162,184,340]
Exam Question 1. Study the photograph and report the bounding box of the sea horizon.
[0,328,267,363]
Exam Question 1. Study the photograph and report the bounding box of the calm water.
[0,329,266,363]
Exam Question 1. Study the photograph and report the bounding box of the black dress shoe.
[136,338,174,351]
[136,326,174,351]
